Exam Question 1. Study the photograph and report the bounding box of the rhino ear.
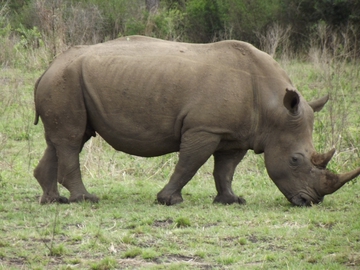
[308,94,329,112]
[284,89,300,115]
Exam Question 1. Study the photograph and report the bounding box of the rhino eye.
[290,154,304,166]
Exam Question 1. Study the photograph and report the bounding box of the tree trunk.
[145,0,159,13]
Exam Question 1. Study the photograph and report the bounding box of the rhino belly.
[97,128,180,157]
[83,89,182,157]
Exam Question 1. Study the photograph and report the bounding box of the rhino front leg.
[34,141,69,204]
[157,131,221,205]
[213,150,247,205]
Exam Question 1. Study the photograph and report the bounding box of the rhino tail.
[34,110,40,125]
[33,74,43,125]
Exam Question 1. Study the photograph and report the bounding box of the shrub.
[145,7,185,40]
[0,3,15,67]
[184,0,224,42]
[224,0,281,45]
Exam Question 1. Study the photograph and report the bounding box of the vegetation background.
[0,0,360,269]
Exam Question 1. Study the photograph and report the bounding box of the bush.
[2,0,360,68]
[279,0,360,54]
[0,3,14,67]
[83,0,143,40]
[224,0,281,45]
[145,7,185,40]
[184,0,224,42]
[11,0,144,55]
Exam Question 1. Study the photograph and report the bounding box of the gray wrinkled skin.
[33,35,360,206]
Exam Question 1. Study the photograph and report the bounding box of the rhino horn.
[311,148,336,168]
[308,94,329,112]
[319,167,360,196]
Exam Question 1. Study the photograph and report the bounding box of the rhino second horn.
[311,148,336,168]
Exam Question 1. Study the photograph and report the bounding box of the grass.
[1,55,360,269]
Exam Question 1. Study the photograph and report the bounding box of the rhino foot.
[40,195,69,204]
[156,192,183,206]
[69,193,99,203]
[213,194,246,205]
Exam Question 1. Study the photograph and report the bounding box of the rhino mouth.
[290,193,324,207]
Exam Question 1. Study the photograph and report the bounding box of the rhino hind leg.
[34,141,69,204]
[212,150,247,205]
[35,123,98,204]
[157,131,221,205]
[55,131,99,203]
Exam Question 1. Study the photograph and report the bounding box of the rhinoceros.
[33,35,360,206]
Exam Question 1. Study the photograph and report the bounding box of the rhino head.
[263,89,360,206]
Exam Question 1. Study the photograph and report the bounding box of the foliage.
[124,6,185,41]
[183,0,224,42]
[0,3,13,67]
[279,0,360,53]
[222,0,281,43]
[282,0,359,27]
[2,0,360,59]
[78,0,142,40]
[0,3,50,70]
[15,23,43,49]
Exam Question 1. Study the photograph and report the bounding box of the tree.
[146,0,159,13]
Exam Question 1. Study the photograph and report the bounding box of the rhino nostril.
[291,195,311,207]
[300,196,310,206]
[291,193,324,207]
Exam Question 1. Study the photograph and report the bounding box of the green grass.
[1,57,360,269]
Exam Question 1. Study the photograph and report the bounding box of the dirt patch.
[117,256,217,269]
[162,254,217,269]
[247,234,259,243]
[153,218,174,227]
[346,253,360,267]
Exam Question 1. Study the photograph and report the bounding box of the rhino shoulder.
[212,40,257,55]
[106,35,172,45]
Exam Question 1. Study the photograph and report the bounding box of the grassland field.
[0,53,360,269]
